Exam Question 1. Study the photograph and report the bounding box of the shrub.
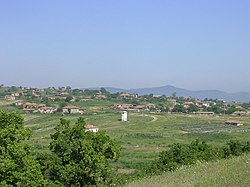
[145,140,237,175]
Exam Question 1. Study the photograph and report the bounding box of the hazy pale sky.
[0,0,249,92]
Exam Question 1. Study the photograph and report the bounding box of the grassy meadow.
[1,98,250,185]
[122,152,250,187]
[18,100,250,170]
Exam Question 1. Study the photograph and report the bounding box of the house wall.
[63,108,79,114]
[62,108,69,113]
[5,95,15,100]
[70,108,79,114]
[85,128,99,133]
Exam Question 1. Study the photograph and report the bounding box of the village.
[1,85,250,186]
[1,85,249,128]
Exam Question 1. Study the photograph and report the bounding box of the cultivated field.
[1,97,250,186]
[22,107,250,170]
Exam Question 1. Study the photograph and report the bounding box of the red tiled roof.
[63,106,79,109]
[23,108,33,111]
[145,103,155,106]
[120,93,130,97]
[225,120,242,124]
[85,125,98,129]
[24,102,38,106]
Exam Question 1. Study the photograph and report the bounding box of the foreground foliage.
[145,139,250,175]
[107,139,250,186]
[38,117,121,186]
[123,153,250,187]
[0,110,45,186]
[0,111,121,186]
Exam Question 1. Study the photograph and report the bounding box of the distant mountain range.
[88,85,250,102]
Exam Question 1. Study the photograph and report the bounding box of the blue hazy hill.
[91,85,250,102]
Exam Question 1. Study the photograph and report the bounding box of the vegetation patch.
[125,133,163,139]
[122,153,250,187]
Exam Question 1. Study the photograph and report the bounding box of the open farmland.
[24,111,250,170]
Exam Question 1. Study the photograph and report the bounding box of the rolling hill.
[90,85,250,102]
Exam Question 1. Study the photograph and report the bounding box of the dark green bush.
[145,139,250,176]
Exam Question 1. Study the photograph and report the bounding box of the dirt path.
[150,115,158,122]
[134,113,158,122]
[144,114,158,122]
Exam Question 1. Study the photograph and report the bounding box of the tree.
[0,110,45,186]
[65,95,73,102]
[172,105,186,113]
[58,102,67,112]
[66,86,71,91]
[39,117,120,186]
[225,107,238,115]
[100,87,108,94]
[171,92,177,98]
[207,105,223,114]
[187,104,198,113]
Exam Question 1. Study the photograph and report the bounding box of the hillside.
[123,153,250,187]
[100,85,250,102]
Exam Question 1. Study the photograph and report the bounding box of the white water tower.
[121,111,128,122]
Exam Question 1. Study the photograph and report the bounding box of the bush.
[145,139,250,176]
[38,117,121,186]
[222,140,250,158]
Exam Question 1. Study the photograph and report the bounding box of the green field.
[21,110,250,170]
[1,97,250,185]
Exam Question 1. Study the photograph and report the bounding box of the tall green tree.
[187,104,198,113]
[39,117,120,186]
[0,110,45,186]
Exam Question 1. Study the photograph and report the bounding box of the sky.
[0,0,249,92]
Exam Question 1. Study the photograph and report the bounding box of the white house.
[38,107,57,114]
[63,106,81,114]
[84,125,99,132]
[5,95,15,100]
[15,100,24,106]
[11,92,20,97]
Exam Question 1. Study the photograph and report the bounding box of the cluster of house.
[21,102,57,114]
[4,93,20,101]
[3,87,250,116]
[4,88,46,100]
[4,92,84,115]
[5,95,16,101]
[119,93,138,99]
[182,102,196,109]
[170,100,213,110]
[19,102,85,115]
[113,103,156,112]
[20,102,84,115]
